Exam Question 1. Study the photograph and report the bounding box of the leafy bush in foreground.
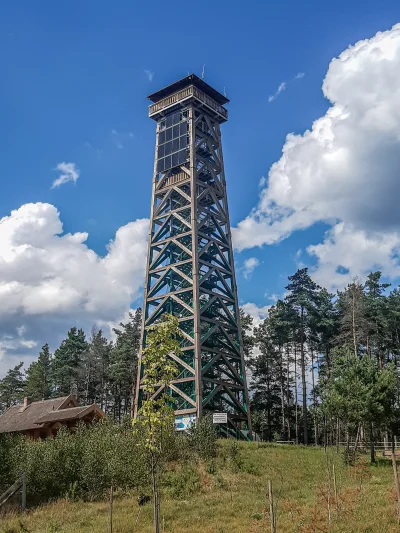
[0,416,218,505]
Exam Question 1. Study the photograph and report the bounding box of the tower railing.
[149,86,228,121]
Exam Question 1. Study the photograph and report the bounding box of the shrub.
[164,464,201,498]
[189,415,218,460]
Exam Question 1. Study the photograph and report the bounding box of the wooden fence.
[0,473,26,511]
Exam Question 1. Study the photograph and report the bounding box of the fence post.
[110,485,114,533]
[21,473,26,512]
[268,479,276,533]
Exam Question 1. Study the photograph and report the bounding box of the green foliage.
[109,308,142,420]
[24,344,52,401]
[164,463,201,498]
[0,419,149,503]
[79,328,112,408]
[189,415,218,460]
[320,349,397,429]
[52,327,88,396]
[0,363,25,412]
[133,313,180,454]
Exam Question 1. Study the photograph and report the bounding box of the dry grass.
[1,442,398,532]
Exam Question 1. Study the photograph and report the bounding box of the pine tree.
[0,362,25,412]
[285,268,320,445]
[239,308,255,364]
[24,344,52,401]
[268,301,294,440]
[80,327,112,407]
[337,280,368,357]
[386,287,400,361]
[252,317,289,441]
[109,309,142,420]
[52,327,88,396]
[364,271,390,365]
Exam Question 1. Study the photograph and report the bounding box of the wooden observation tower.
[134,74,252,439]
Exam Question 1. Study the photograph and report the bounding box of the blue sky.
[1,1,400,374]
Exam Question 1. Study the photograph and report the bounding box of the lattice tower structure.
[134,74,252,439]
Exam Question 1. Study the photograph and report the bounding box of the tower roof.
[147,74,229,106]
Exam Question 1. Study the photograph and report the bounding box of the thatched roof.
[0,395,102,434]
[35,404,102,424]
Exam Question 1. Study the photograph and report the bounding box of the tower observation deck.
[134,74,252,439]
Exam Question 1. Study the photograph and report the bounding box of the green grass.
[1,442,399,532]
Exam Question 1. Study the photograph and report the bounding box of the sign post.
[213,412,227,424]
[213,412,228,438]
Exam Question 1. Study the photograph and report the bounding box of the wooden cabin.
[0,395,104,439]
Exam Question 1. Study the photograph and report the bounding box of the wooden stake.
[134,508,141,529]
[332,464,338,515]
[21,472,26,513]
[327,467,331,527]
[391,453,400,523]
[110,485,114,533]
[268,479,276,533]
[335,418,340,454]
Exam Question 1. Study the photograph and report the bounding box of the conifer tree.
[337,280,368,357]
[0,362,25,412]
[110,308,142,420]
[52,327,88,396]
[80,327,112,407]
[24,344,52,401]
[252,319,286,441]
[285,268,320,445]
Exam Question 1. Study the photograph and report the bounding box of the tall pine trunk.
[300,307,308,445]
[352,289,358,357]
[311,347,318,445]
[294,341,299,445]
[279,347,286,439]
[370,422,376,464]
[286,345,291,440]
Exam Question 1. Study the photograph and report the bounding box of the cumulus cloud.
[307,223,400,290]
[0,202,149,376]
[242,257,260,279]
[51,162,79,189]
[234,23,400,289]
[241,302,270,329]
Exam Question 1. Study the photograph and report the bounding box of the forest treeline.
[2,268,400,460]
[246,268,400,461]
[0,310,142,421]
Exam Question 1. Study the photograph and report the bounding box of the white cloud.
[268,82,286,103]
[241,302,270,329]
[234,23,400,289]
[295,72,305,79]
[307,223,400,290]
[51,162,79,189]
[242,257,260,279]
[0,202,149,376]
[144,69,154,82]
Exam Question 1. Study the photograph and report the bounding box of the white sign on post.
[213,412,227,424]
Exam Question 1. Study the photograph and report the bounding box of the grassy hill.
[1,441,398,533]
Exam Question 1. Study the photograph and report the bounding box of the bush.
[164,464,201,498]
[189,415,218,460]
[0,414,220,506]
